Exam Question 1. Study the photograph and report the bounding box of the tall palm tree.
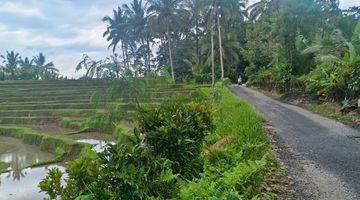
[185,0,206,61]
[20,57,36,80]
[33,53,58,80]
[0,51,21,79]
[123,0,153,75]
[103,7,131,67]
[247,0,279,22]
[147,0,186,83]
[214,0,246,79]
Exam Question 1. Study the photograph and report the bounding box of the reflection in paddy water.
[0,137,106,199]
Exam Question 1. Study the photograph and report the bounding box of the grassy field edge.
[0,126,91,169]
[178,86,282,199]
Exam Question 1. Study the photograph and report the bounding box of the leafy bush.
[304,56,359,101]
[138,96,213,179]
[42,143,177,200]
[348,60,360,99]
[39,168,64,199]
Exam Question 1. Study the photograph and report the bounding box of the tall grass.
[179,86,276,199]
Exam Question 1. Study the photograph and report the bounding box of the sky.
[0,0,359,78]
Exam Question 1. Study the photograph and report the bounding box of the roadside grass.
[306,103,360,124]
[253,87,359,128]
[179,86,279,199]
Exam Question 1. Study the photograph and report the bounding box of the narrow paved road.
[230,85,360,200]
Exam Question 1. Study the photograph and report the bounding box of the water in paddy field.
[0,136,106,199]
[0,136,57,199]
[0,165,65,200]
[77,138,112,152]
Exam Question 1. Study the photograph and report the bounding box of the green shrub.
[138,97,213,179]
[305,60,347,101]
[40,143,178,200]
[348,60,360,99]
[39,168,64,199]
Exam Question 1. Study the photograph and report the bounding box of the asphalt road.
[230,85,360,200]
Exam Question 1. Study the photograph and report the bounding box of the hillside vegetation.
[37,82,279,199]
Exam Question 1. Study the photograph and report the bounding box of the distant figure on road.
[237,75,242,85]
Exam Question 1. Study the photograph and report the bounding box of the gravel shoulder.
[230,85,360,200]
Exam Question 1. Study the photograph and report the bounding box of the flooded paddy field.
[0,135,105,199]
[0,136,57,199]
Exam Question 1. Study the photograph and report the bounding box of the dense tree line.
[0,51,61,80]
[99,0,359,101]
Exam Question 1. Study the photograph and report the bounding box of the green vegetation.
[306,103,360,124]
[94,0,359,109]
[179,86,276,199]
[1,0,358,198]
[39,85,277,199]
[0,161,10,172]
[242,1,359,104]
[0,51,62,80]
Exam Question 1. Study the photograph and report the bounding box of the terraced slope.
[0,80,205,140]
[0,80,106,127]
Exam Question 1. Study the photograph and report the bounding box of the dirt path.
[230,85,360,200]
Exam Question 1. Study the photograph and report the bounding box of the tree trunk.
[147,39,151,75]
[217,13,224,79]
[167,28,175,83]
[122,44,126,69]
[211,24,215,87]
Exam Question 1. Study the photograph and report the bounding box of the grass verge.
[306,103,360,126]
[179,86,280,199]
[254,87,359,128]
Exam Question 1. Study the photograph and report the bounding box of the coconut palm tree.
[123,0,153,75]
[185,0,206,61]
[76,54,102,79]
[0,51,21,79]
[33,53,58,80]
[19,57,36,80]
[247,0,280,22]
[208,0,246,79]
[103,7,132,68]
[147,0,187,83]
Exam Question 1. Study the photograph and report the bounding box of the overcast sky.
[0,0,359,78]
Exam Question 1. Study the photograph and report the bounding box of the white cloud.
[0,25,106,49]
[340,0,360,9]
[0,2,45,19]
